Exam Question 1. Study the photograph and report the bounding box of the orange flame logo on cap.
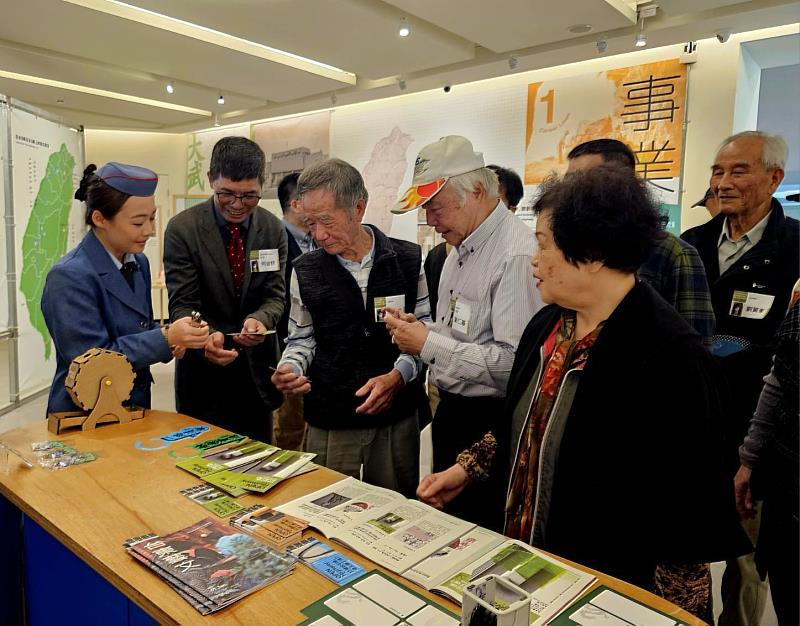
[397,178,446,212]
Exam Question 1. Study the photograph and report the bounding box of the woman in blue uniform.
[42,162,209,413]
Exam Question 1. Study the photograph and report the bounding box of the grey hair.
[446,167,500,204]
[718,131,788,170]
[297,158,368,217]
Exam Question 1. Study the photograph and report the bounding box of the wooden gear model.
[47,348,145,434]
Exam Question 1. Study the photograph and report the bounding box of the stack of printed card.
[124,517,296,614]
[175,440,317,497]
[230,504,309,551]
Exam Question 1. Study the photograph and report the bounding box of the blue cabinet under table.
[1,494,156,626]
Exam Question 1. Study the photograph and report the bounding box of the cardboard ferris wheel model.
[47,348,145,434]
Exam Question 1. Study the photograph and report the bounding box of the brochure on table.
[549,585,688,626]
[277,477,595,625]
[175,440,316,495]
[299,570,460,626]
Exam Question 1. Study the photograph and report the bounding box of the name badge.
[249,249,280,272]
[374,294,406,322]
[729,290,774,320]
[451,299,472,334]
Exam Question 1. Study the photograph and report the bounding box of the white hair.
[718,131,788,170]
[446,167,500,204]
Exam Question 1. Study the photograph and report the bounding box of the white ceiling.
[0,0,797,132]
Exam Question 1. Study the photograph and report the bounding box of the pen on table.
[268,366,311,383]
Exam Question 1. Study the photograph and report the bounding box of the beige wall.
[84,129,186,209]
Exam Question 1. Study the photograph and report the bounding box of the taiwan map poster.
[11,106,84,395]
[524,59,687,234]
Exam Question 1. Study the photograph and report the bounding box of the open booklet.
[276,477,595,625]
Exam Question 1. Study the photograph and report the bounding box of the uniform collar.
[105,249,137,270]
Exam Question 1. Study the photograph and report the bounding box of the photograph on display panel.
[252,111,331,198]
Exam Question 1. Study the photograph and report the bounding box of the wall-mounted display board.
[524,59,688,234]
[5,99,85,398]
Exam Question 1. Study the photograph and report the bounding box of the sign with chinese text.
[524,59,687,233]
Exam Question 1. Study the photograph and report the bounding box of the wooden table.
[0,411,703,625]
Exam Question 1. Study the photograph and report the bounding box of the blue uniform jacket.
[41,230,172,413]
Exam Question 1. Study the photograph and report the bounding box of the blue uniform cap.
[96,162,158,197]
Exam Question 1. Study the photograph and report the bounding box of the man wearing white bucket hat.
[385,135,542,529]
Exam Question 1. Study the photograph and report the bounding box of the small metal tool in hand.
[269,366,311,384]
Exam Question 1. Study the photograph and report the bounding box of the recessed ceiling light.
[398,17,411,37]
[61,0,356,85]
[166,82,174,94]
[0,68,211,115]
[217,94,225,105]
[568,24,592,34]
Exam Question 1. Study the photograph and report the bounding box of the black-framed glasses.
[215,191,261,207]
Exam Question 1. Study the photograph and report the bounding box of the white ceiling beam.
[0,69,212,116]
[603,0,639,23]
[61,0,358,85]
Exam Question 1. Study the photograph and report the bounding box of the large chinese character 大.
[186,135,205,192]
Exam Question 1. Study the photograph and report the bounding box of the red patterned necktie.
[225,223,245,295]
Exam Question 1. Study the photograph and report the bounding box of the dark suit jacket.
[164,198,288,416]
[42,230,171,413]
[682,199,800,447]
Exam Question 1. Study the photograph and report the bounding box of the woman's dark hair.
[209,136,266,185]
[76,164,131,226]
[533,165,663,273]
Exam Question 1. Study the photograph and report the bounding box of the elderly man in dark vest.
[271,158,430,497]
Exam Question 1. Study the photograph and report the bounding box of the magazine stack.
[124,517,296,614]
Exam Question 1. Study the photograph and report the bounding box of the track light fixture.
[398,18,411,37]
[634,5,657,49]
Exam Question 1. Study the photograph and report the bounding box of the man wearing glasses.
[165,137,287,442]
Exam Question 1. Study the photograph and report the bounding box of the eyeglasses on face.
[215,191,261,207]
